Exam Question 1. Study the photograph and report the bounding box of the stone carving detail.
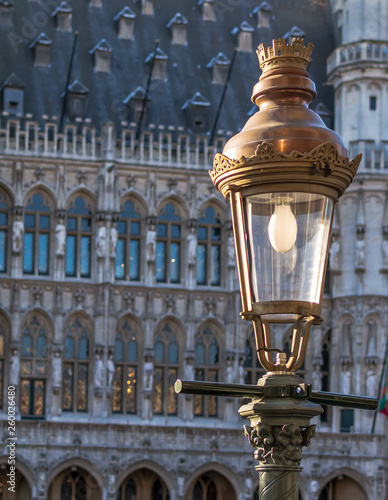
[244,422,316,466]
[12,219,24,253]
[210,141,362,182]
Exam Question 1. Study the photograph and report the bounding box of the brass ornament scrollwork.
[244,422,316,467]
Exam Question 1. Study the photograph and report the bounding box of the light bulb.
[268,203,297,253]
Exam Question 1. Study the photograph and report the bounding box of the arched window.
[61,471,87,500]
[112,318,139,414]
[62,317,90,412]
[319,475,367,500]
[156,203,182,283]
[190,472,236,500]
[0,190,10,273]
[244,328,265,385]
[117,469,170,500]
[153,322,179,415]
[23,192,51,275]
[194,325,220,418]
[115,199,142,281]
[197,206,222,286]
[20,315,49,417]
[48,466,101,500]
[66,196,93,278]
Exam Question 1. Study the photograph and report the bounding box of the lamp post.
[175,38,377,500]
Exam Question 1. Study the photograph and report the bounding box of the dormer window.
[232,21,254,52]
[253,1,272,29]
[30,33,52,67]
[0,1,13,28]
[142,0,153,15]
[52,1,72,32]
[114,6,136,40]
[145,47,168,80]
[167,13,188,46]
[90,39,112,73]
[67,80,88,120]
[182,92,210,132]
[198,0,215,21]
[207,52,230,85]
[123,86,149,123]
[283,25,305,44]
[89,0,102,7]
[2,73,24,115]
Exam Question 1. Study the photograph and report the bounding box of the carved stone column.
[239,372,322,500]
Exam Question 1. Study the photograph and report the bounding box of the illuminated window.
[194,324,220,418]
[156,203,182,283]
[0,191,9,273]
[115,200,142,281]
[112,318,139,414]
[20,315,49,417]
[65,196,93,278]
[23,193,51,275]
[153,322,179,415]
[197,206,222,286]
[62,318,90,412]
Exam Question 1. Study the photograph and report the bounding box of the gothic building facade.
[0,0,386,499]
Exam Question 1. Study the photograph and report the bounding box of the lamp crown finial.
[257,38,314,73]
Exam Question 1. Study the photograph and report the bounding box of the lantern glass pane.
[245,192,333,304]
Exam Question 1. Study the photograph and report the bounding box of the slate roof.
[0,0,335,135]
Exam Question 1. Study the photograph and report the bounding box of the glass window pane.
[157,224,167,238]
[156,242,166,282]
[33,380,45,416]
[112,365,122,413]
[67,217,77,231]
[130,222,141,235]
[129,240,140,281]
[0,335,4,356]
[115,239,125,279]
[167,368,177,415]
[210,245,221,286]
[62,363,73,410]
[211,227,221,241]
[197,226,207,241]
[35,361,47,375]
[22,332,32,356]
[126,366,137,413]
[65,235,76,276]
[23,233,35,273]
[170,242,180,283]
[77,364,88,411]
[25,214,35,228]
[153,367,163,414]
[78,335,89,359]
[114,338,124,361]
[38,234,49,274]
[81,217,92,232]
[209,339,219,365]
[0,359,3,408]
[117,221,126,235]
[36,331,47,357]
[168,338,178,364]
[194,369,204,416]
[21,360,32,375]
[195,341,205,365]
[39,215,50,229]
[64,335,75,359]
[154,341,164,363]
[171,224,181,238]
[20,380,31,415]
[208,369,218,417]
[128,339,138,362]
[80,236,91,277]
[0,213,7,226]
[0,231,7,272]
[196,245,206,285]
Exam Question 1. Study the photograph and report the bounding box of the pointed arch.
[23,183,57,209]
[156,194,190,219]
[317,468,370,500]
[185,462,240,500]
[0,455,35,497]
[119,190,148,216]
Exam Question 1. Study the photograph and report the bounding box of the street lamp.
[175,38,377,500]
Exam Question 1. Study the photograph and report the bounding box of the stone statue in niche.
[329,237,340,271]
[96,224,107,258]
[12,219,24,253]
[9,350,20,386]
[382,238,388,267]
[312,364,322,392]
[146,225,157,262]
[52,351,62,386]
[227,235,236,265]
[340,368,351,395]
[184,360,194,381]
[355,236,365,268]
[366,368,378,398]
[107,354,116,387]
[225,357,235,384]
[94,353,105,387]
[55,221,66,256]
[110,226,118,256]
[187,226,197,264]
[238,358,247,385]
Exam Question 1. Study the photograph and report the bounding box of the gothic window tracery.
[194,324,220,418]
[0,190,10,273]
[196,206,222,286]
[117,469,170,500]
[153,321,179,415]
[20,314,49,417]
[62,317,90,412]
[115,199,142,281]
[23,192,51,275]
[156,203,182,283]
[112,317,139,414]
[65,196,93,278]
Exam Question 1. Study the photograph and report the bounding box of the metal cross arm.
[174,379,378,411]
